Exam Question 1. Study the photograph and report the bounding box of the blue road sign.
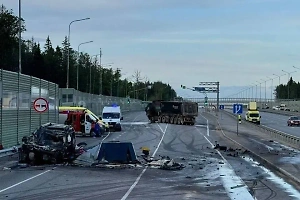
[194,87,206,92]
[233,104,243,114]
[219,105,224,110]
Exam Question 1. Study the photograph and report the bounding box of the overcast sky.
[2,0,300,99]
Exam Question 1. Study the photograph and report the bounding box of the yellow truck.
[245,102,261,125]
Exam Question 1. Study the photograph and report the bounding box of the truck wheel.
[162,116,166,123]
[158,116,162,123]
[170,117,174,124]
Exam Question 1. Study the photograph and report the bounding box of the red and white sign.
[33,98,49,113]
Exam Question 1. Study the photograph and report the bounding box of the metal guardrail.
[222,110,300,149]
[261,109,299,116]
[0,146,20,158]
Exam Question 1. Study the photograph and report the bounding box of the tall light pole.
[273,73,283,99]
[98,63,114,95]
[255,83,258,101]
[99,48,102,95]
[266,76,273,101]
[256,81,262,104]
[261,79,267,103]
[18,0,22,73]
[282,69,297,99]
[77,40,93,90]
[66,17,90,88]
[89,54,100,93]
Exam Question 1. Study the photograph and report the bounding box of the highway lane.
[260,111,300,137]
[0,111,298,199]
[225,108,300,138]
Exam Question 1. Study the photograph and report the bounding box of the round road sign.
[33,97,49,113]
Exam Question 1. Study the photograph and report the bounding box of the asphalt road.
[0,111,298,199]
[225,108,300,138]
[260,111,300,137]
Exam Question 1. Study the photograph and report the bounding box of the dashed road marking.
[121,123,168,200]
[196,115,255,200]
[0,168,54,193]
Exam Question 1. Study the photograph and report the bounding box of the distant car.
[287,116,300,126]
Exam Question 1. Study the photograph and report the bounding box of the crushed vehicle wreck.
[19,123,85,165]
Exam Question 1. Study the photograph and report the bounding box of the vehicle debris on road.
[74,143,185,170]
[19,123,86,165]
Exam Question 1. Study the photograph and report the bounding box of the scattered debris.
[214,142,227,151]
[146,156,185,170]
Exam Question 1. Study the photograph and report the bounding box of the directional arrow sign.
[233,104,243,114]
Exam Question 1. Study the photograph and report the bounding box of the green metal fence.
[0,70,145,149]
[59,88,144,116]
[0,69,59,149]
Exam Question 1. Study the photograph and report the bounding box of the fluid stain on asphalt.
[243,156,300,198]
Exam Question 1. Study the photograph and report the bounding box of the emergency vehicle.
[64,110,99,136]
[59,106,109,131]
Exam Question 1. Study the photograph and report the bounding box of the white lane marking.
[0,169,52,193]
[199,113,210,136]
[121,123,168,200]
[195,127,255,200]
[195,125,207,127]
[121,122,149,125]
[248,138,274,152]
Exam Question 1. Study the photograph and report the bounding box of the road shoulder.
[203,111,300,190]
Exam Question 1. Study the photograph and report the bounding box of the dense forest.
[0,4,177,101]
[275,77,300,99]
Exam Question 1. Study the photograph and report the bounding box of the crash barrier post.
[0,69,59,149]
[59,88,144,116]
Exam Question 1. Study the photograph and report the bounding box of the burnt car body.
[287,116,300,126]
[19,123,81,165]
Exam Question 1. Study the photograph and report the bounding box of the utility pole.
[18,0,22,74]
[99,48,102,95]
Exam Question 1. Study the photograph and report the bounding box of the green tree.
[0,5,26,71]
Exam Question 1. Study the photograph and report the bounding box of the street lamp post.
[99,63,114,95]
[282,69,297,99]
[67,17,90,88]
[89,54,100,93]
[273,73,282,99]
[261,79,267,104]
[255,84,258,101]
[256,81,262,104]
[18,0,22,73]
[266,76,273,102]
[77,40,93,90]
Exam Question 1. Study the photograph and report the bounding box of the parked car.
[287,116,300,126]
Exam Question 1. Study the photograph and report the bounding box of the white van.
[101,105,123,131]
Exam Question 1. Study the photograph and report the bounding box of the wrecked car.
[19,123,84,165]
